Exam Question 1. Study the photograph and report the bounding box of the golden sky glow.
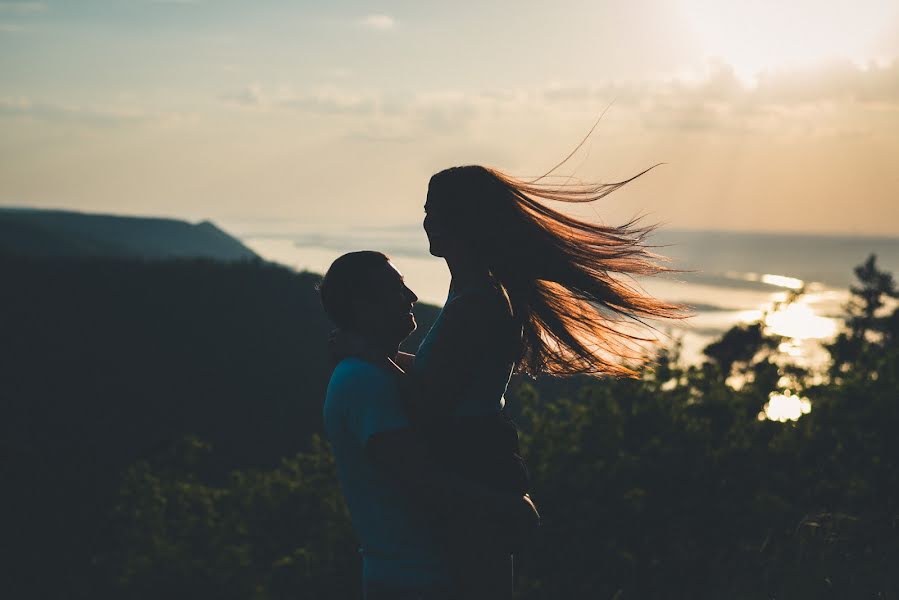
[1,0,898,234]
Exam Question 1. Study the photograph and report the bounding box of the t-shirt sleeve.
[330,362,410,446]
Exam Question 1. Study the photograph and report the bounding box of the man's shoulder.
[330,357,391,384]
[327,358,396,401]
[324,358,409,440]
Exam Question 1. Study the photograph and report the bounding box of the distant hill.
[0,208,257,261]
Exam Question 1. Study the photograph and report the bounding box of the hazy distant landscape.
[239,221,899,368]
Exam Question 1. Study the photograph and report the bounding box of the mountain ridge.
[0,207,257,261]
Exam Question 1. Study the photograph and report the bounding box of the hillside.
[1,254,439,470]
[0,208,257,260]
[1,253,441,597]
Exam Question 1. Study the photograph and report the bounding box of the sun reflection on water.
[765,303,838,339]
[760,274,804,290]
[737,274,841,422]
[733,273,840,346]
[758,390,812,422]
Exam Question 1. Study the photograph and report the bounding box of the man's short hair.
[319,251,390,330]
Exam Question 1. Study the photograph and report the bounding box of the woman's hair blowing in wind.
[428,164,686,378]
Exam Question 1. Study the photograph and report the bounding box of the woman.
[374,164,683,596]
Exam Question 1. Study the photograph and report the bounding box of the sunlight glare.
[682,0,894,82]
[777,340,803,357]
[759,390,812,422]
[765,302,838,340]
[761,274,803,290]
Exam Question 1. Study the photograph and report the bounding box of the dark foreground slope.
[1,253,438,468]
[0,253,439,598]
[0,208,257,260]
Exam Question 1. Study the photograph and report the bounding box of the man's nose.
[405,286,418,303]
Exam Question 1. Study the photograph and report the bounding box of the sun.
[681,0,895,83]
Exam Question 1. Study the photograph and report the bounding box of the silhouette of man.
[320,251,453,599]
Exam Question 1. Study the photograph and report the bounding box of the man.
[320,251,452,599]
[321,251,536,599]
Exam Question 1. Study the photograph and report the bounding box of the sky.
[1,0,898,236]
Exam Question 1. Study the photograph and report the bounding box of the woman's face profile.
[423,183,452,258]
[424,167,496,261]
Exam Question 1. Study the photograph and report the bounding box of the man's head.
[320,251,418,349]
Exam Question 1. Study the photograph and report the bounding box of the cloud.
[0,2,45,14]
[408,91,480,132]
[218,59,899,143]
[342,130,415,144]
[0,97,162,127]
[219,84,492,144]
[221,86,376,115]
[752,60,899,107]
[358,14,395,30]
[220,85,263,107]
[539,59,899,134]
[281,91,376,116]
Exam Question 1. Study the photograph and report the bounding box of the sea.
[232,223,899,384]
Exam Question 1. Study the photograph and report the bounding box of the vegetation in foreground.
[3,254,897,599]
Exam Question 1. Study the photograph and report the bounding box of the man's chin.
[403,316,417,337]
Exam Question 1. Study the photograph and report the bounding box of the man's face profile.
[357,261,418,343]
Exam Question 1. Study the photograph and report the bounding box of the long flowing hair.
[428,165,687,378]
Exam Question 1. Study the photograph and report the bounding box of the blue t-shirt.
[323,357,450,588]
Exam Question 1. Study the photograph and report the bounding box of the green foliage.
[508,254,899,598]
[828,253,899,381]
[106,435,355,600]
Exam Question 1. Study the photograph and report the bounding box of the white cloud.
[359,14,395,30]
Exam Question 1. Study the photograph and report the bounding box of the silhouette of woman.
[392,164,685,597]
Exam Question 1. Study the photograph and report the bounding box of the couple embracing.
[322,165,683,599]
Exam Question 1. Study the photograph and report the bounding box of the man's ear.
[349,297,372,330]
